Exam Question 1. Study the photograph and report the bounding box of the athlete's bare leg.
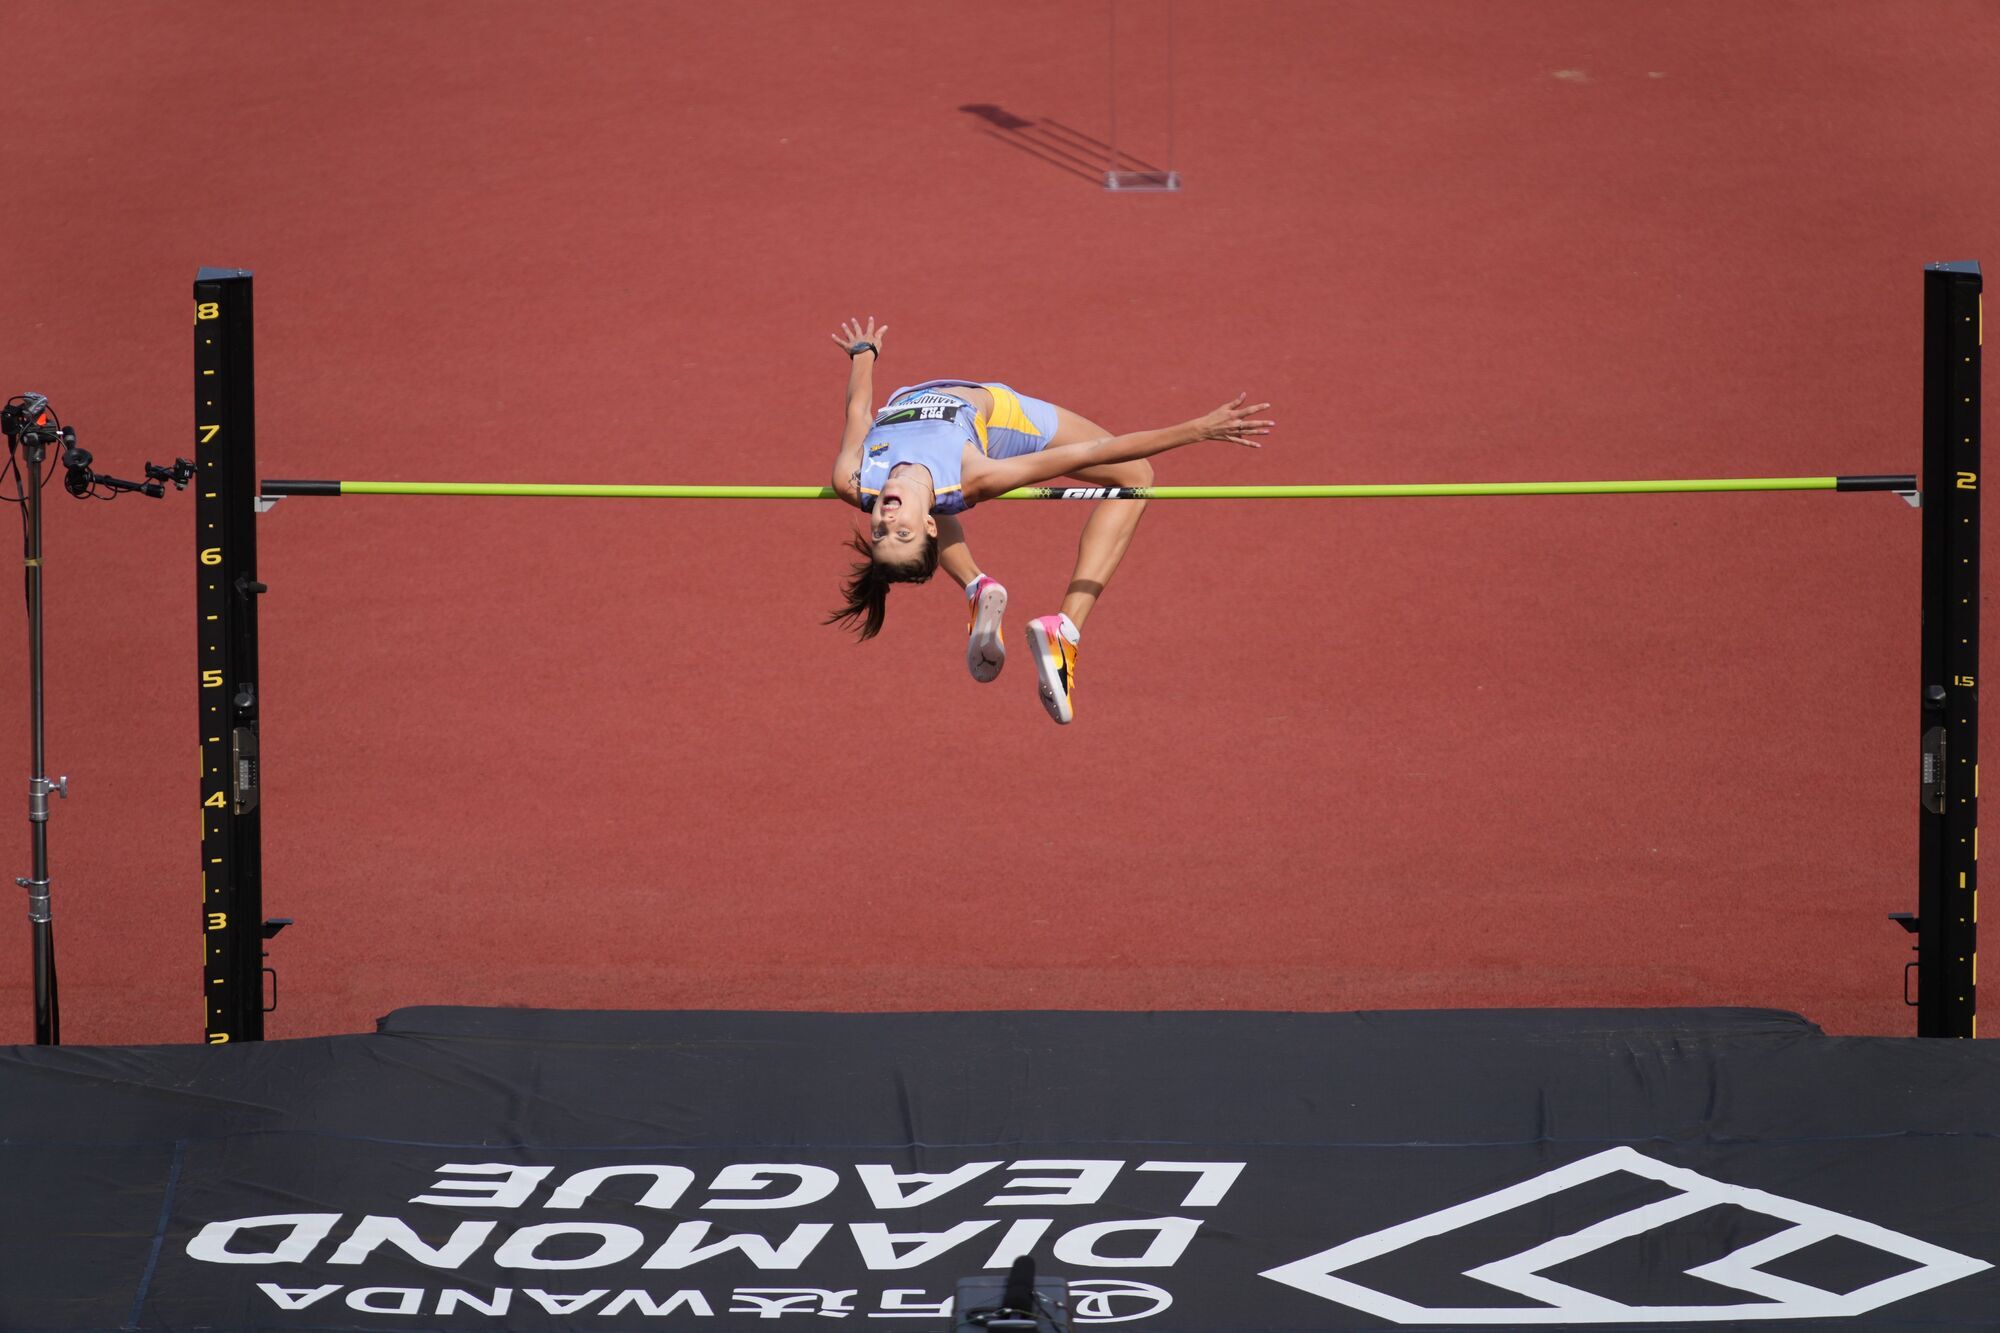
[1044,406,1151,631]
[935,513,981,590]
[940,511,1007,683]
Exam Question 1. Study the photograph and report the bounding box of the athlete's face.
[872,470,937,561]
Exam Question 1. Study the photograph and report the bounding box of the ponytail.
[825,526,939,640]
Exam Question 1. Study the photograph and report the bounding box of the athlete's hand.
[831,317,888,358]
[1190,394,1274,447]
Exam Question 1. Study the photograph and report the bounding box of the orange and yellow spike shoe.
[1026,615,1078,724]
[966,576,1007,683]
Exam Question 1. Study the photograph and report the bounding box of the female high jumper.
[824,318,1273,724]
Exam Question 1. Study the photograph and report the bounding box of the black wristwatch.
[846,342,879,359]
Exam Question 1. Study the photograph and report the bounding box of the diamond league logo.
[1260,1147,1991,1324]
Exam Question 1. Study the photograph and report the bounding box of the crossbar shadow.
[960,104,1169,186]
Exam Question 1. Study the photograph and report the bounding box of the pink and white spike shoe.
[1026,614,1078,724]
[966,575,1008,683]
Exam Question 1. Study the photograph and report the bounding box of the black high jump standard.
[189,265,1982,1043]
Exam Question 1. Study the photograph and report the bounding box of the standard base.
[1104,169,1181,190]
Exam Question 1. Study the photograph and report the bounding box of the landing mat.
[2,1007,1997,1329]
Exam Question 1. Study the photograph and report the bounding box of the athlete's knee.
[1127,459,1155,488]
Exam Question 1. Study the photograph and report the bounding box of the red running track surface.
[4,2,1998,1044]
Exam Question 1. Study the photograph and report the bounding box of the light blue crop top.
[855,388,981,516]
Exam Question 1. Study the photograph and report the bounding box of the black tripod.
[3,393,191,1044]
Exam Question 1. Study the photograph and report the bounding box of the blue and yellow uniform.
[856,380,1061,514]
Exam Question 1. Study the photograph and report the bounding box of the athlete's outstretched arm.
[962,395,1272,502]
[829,317,887,507]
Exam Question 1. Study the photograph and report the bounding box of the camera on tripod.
[3,388,200,1046]
[3,392,193,499]
[1,393,69,450]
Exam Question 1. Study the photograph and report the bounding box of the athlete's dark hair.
[825,526,939,641]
